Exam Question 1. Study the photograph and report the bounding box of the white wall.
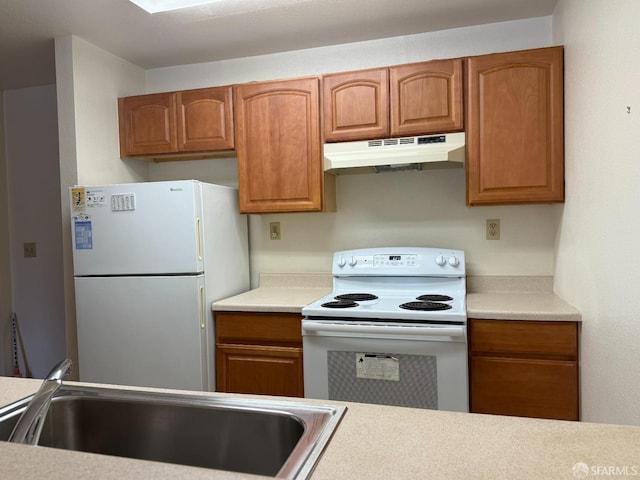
[3,85,66,378]
[145,17,556,285]
[68,37,149,185]
[553,0,640,425]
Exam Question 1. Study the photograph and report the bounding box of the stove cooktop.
[303,286,467,323]
[302,247,467,323]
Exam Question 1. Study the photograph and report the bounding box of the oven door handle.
[301,321,466,337]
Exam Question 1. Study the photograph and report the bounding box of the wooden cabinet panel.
[471,356,578,420]
[469,318,579,421]
[216,344,304,397]
[235,77,324,213]
[390,59,463,136]
[177,86,234,152]
[466,46,564,205]
[119,86,234,158]
[118,92,177,157]
[322,68,389,142]
[215,311,304,397]
[470,320,578,358]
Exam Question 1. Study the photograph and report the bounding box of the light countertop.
[213,274,581,322]
[0,377,637,479]
[212,274,332,313]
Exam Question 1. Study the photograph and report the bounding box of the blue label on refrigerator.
[74,220,93,250]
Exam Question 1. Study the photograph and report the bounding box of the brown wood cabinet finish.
[322,59,464,143]
[389,59,464,136]
[466,46,564,205]
[118,86,234,158]
[119,92,177,157]
[322,68,389,142]
[235,77,325,213]
[176,87,234,152]
[215,312,304,397]
[469,319,579,421]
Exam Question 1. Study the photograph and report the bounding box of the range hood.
[323,132,465,174]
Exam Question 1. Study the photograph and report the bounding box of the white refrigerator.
[70,180,249,391]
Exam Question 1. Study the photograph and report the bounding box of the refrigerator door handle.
[199,286,205,329]
[196,217,203,261]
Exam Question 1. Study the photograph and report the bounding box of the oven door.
[301,319,468,412]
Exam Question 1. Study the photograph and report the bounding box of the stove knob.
[448,256,460,267]
[337,256,346,268]
[348,256,358,267]
[435,255,446,266]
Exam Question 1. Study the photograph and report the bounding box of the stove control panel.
[333,247,465,276]
[374,254,417,267]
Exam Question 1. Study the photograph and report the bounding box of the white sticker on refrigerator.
[111,193,136,212]
[85,190,106,208]
[74,218,93,250]
[356,353,400,381]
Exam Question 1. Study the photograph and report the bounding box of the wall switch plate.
[486,219,500,240]
[23,242,37,258]
[269,222,281,240]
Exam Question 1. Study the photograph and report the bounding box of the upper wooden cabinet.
[322,68,389,142]
[235,77,329,213]
[118,86,234,158]
[322,59,464,142]
[466,46,564,205]
[176,87,234,152]
[390,59,464,137]
[119,92,177,156]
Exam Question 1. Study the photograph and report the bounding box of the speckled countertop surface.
[212,274,332,313]
[213,274,582,321]
[1,377,638,479]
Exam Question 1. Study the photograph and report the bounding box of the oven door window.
[328,351,438,409]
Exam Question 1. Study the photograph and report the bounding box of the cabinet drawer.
[215,312,302,345]
[470,319,578,357]
[470,356,579,420]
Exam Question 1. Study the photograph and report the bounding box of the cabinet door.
[118,92,177,157]
[322,68,389,142]
[390,59,463,136]
[466,46,564,205]
[470,356,578,420]
[235,77,323,213]
[216,344,304,397]
[176,86,234,152]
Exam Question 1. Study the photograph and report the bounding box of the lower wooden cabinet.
[215,311,304,397]
[469,319,579,420]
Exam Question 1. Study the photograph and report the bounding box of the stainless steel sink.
[0,384,345,479]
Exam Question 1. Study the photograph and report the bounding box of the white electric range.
[302,247,468,412]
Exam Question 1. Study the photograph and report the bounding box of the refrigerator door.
[74,275,211,391]
[71,180,203,276]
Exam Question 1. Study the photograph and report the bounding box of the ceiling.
[0,0,558,91]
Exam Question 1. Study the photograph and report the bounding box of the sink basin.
[0,384,345,479]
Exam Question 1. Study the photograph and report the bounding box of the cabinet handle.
[196,217,203,261]
[302,321,465,338]
[199,286,205,329]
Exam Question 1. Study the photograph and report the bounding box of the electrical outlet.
[486,219,500,240]
[269,222,281,240]
[23,242,37,258]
